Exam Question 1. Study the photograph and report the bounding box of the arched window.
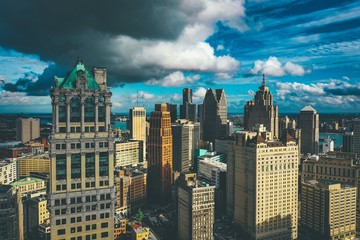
[85,97,95,122]
[59,95,66,122]
[70,96,81,122]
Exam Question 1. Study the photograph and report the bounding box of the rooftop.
[301,105,317,112]
[10,177,44,187]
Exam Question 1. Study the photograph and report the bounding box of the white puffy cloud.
[0,90,50,105]
[146,71,201,87]
[250,56,308,76]
[193,87,208,103]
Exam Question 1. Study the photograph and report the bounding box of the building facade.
[299,105,319,155]
[233,128,299,239]
[301,180,356,240]
[180,88,197,122]
[17,153,50,177]
[48,61,115,239]
[128,107,147,161]
[114,140,143,167]
[202,88,227,143]
[16,118,40,144]
[244,76,279,139]
[147,104,173,204]
[353,119,360,154]
[177,172,215,240]
[0,159,17,185]
[23,195,49,240]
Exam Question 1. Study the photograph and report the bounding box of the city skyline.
[0,0,359,114]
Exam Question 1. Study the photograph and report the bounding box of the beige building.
[129,107,147,161]
[16,118,40,144]
[301,180,356,240]
[299,105,319,155]
[24,195,49,239]
[48,61,114,239]
[114,140,143,167]
[232,127,298,239]
[114,166,147,216]
[244,76,279,139]
[10,177,46,195]
[301,152,360,229]
[178,172,215,240]
[17,153,50,177]
[0,159,17,185]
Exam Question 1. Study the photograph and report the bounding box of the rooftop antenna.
[262,74,266,86]
[136,89,139,106]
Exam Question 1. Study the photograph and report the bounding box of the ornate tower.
[244,75,279,138]
[48,60,115,239]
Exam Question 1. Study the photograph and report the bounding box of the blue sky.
[0,0,359,114]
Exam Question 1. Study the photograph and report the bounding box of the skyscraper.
[172,120,200,173]
[49,61,114,239]
[233,126,298,239]
[177,172,215,240]
[244,75,279,138]
[299,105,319,155]
[16,118,40,143]
[147,104,173,204]
[166,103,178,123]
[128,106,147,160]
[353,119,360,154]
[202,88,227,143]
[180,88,197,122]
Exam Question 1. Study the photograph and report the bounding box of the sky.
[0,0,359,114]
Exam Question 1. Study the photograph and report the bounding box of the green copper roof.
[10,177,44,187]
[58,61,100,90]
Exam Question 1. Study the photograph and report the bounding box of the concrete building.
[147,104,173,204]
[0,159,17,185]
[0,185,23,240]
[16,118,40,144]
[180,88,197,122]
[17,153,50,177]
[172,120,200,173]
[322,137,334,153]
[343,131,354,152]
[244,75,279,139]
[177,172,215,240]
[353,119,360,154]
[198,159,226,183]
[114,140,144,167]
[301,180,356,240]
[299,105,319,155]
[128,106,147,161]
[131,225,150,240]
[232,127,299,239]
[10,177,46,196]
[23,194,49,240]
[202,88,227,143]
[114,166,147,216]
[301,152,360,229]
[48,61,115,239]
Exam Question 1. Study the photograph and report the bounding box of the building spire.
[262,74,266,86]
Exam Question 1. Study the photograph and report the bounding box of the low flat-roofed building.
[17,153,50,177]
[10,177,46,195]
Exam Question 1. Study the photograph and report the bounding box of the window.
[85,97,95,122]
[56,154,66,180]
[56,219,61,225]
[58,229,65,235]
[86,153,95,177]
[71,218,76,223]
[71,153,81,179]
[99,152,109,177]
[101,222,108,228]
[101,232,108,238]
[70,96,81,122]
[92,224,97,230]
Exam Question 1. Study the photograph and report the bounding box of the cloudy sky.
[0,0,359,113]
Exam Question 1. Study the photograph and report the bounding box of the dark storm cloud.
[0,0,187,87]
[324,86,360,96]
[3,64,66,96]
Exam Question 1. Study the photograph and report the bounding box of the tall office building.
[147,104,173,204]
[48,61,114,239]
[23,195,49,240]
[244,75,279,138]
[353,119,360,154]
[177,172,215,240]
[128,107,147,160]
[233,127,298,239]
[180,88,197,122]
[301,180,356,240]
[202,88,227,143]
[16,118,40,144]
[343,131,354,152]
[299,105,319,155]
[166,103,178,123]
[172,120,200,173]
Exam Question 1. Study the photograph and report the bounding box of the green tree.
[136,208,144,224]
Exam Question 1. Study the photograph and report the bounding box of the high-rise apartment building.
[177,172,215,240]
[301,152,360,229]
[147,104,173,204]
[16,118,40,144]
[128,107,147,160]
[244,76,279,138]
[180,88,196,122]
[299,105,319,155]
[202,88,227,143]
[301,180,356,240]
[172,120,200,173]
[353,119,360,154]
[114,140,143,167]
[233,127,298,239]
[48,61,114,239]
